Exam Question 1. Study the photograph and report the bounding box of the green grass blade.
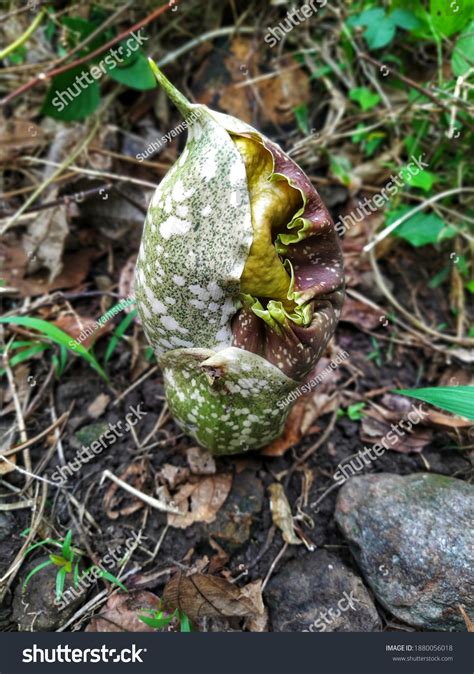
[0,316,109,382]
[23,560,54,590]
[0,343,50,375]
[61,530,73,560]
[104,309,137,364]
[56,566,67,601]
[97,569,128,592]
[394,386,474,420]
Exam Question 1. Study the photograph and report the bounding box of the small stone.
[265,550,381,632]
[335,473,474,631]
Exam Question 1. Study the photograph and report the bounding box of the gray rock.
[13,557,85,631]
[335,473,474,631]
[265,550,381,632]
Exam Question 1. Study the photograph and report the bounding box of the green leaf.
[23,560,54,591]
[393,212,456,247]
[452,21,474,76]
[61,530,73,561]
[293,104,310,135]
[400,168,437,192]
[347,8,385,27]
[56,567,67,601]
[104,309,137,363]
[0,343,50,376]
[330,155,352,187]
[179,612,192,632]
[41,67,100,121]
[394,386,474,420]
[364,16,397,49]
[106,52,156,90]
[347,402,366,420]
[431,0,474,37]
[390,9,421,29]
[0,316,109,381]
[349,87,381,111]
[96,569,128,592]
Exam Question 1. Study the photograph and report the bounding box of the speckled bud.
[135,60,344,455]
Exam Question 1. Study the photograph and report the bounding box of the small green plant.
[139,606,192,632]
[367,336,383,367]
[22,530,126,601]
[0,316,108,381]
[338,402,367,421]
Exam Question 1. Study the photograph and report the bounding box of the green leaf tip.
[147,57,194,118]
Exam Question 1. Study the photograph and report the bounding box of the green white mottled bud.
[135,59,344,455]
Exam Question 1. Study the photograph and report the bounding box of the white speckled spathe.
[135,61,344,455]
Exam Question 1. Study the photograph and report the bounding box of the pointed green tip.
[147,57,194,118]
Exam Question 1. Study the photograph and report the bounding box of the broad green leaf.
[106,51,156,90]
[349,87,381,111]
[452,21,474,76]
[393,212,456,247]
[431,0,474,36]
[394,386,474,420]
[390,9,421,29]
[400,168,437,192]
[364,16,396,48]
[41,67,100,121]
[347,8,385,27]
[0,316,108,381]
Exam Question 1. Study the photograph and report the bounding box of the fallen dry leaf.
[360,413,433,453]
[260,398,306,457]
[186,446,216,475]
[85,591,161,632]
[341,296,382,330]
[23,202,69,282]
[163,572,264,622]
[167,474,232,529]
[52,313,110,350]
[268,483,301,546]
[159,463,189,490]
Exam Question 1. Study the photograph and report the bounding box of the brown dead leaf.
[341,296,382,330]
[167,474,232,529]
[85,591,161,632]
[0,452,16,475]
[458,604,474,632]
[268,483,301,546]
[360,413,433,453]
[52,314,109,350]
[163,572,264,622]
[118,255,138,316]
[22,201,69,281]
[186,446,216,475]
[260,398,306,457]
[159,463,189,490]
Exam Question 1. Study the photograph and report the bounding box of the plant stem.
[0,8,46,61]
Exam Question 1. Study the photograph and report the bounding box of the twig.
[364,187,474,252]
[261,542,288,592]
[0,2,177,107]
[100,469,182,514]
[358,53,474,134]
[369,248,474,347]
